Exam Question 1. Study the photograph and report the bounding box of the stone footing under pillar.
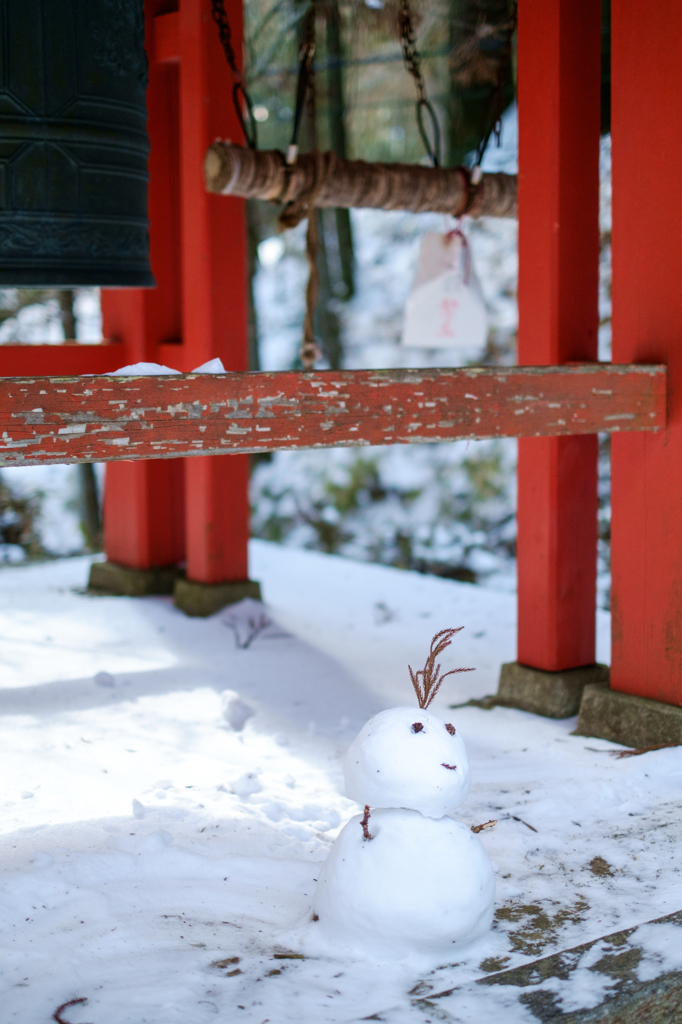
[575,683,682,749]
[88,560,181,597]
[496,661,610,718]
[173,578,262,617]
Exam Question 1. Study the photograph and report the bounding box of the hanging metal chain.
[296,7,321,369]
[211,0,258,149]
[288,2,317,165]
[398,0,441,167]
[473,1,517,170]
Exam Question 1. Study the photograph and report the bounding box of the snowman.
[307,628,495,961]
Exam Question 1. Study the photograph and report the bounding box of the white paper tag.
[401,231,488,352]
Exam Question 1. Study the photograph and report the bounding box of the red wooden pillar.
[610,0,682,705]
[101,0,186,572]
[516,0,601,671]
[178,0,250,585]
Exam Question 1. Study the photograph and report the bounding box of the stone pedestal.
[173,578,262,617]
[496,662,610,718]
[88,560,180,597]
[575,683,682,749]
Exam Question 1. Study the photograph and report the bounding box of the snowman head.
[344,706,470,818]
[344,628,474,818]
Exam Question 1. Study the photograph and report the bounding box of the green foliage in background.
[251,440,516,584]
[0,479,44,559]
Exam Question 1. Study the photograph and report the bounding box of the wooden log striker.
[204,142,517,219]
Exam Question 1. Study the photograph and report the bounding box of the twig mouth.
[441,762,458,770]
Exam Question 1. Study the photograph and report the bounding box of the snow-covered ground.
[2,542,680,1023]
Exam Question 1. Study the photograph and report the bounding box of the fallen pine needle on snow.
[612,742,681,758]
[53,998,91,1024]
[502,814,538,832]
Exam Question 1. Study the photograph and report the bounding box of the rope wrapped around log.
[204,142,517,222]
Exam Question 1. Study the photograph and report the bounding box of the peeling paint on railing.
[0,364,666,467]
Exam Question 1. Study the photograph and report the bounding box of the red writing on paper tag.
[402,231,487,352]
[438,297,460,338]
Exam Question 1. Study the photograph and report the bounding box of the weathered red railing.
[0,363,665,467]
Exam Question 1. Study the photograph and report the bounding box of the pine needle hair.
[409,627,474,709]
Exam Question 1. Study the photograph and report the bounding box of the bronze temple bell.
[0,0,154,286]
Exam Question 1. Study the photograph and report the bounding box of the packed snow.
[1,542,680,1023]
[304,705,494,961]
[306,807,495,963]
[107,358,229,376]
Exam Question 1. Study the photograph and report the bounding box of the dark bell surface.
[0,0,153,287]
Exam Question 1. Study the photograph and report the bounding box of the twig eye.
[445,723,456,735]
[411,722,424,733]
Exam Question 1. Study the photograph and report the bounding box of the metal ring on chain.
[416,98,441,168]
[211,0,258,150]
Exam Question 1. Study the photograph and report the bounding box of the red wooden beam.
[99,0,187,577]
[153,11,180,63]
[178,0,251,585]
[610,0,682,707]
[0,344,126,377]
[516,0,601,672]
[0,365,664,467]
[100,0,187,574]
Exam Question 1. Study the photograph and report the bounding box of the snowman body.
[309,707,495,959]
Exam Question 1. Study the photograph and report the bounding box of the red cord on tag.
[444,227,472,286]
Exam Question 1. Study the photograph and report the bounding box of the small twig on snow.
[360,805,373,841]
[471,819,497,834]
[53,999,91,1024]
[223,612,272,649]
